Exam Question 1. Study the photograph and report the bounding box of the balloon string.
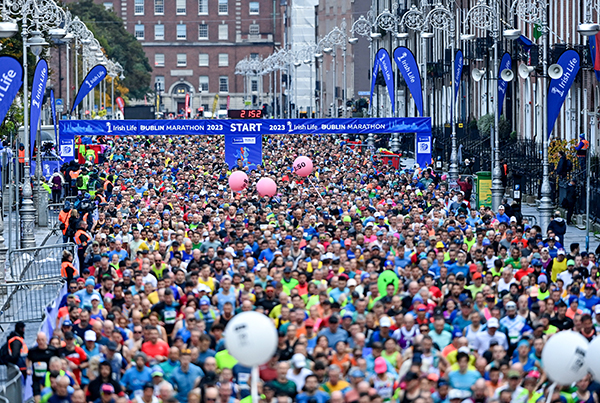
[307,177,325,202]
[545,382,557,403]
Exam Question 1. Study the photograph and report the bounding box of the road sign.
[56,98,63,106]
[56,105,64,113]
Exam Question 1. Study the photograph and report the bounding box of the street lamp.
[462,0,503,211]
[422,2,458,180]
[506,0,552,230]
[2,0,66,247]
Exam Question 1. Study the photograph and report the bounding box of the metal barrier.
[0,365,22,403]
[7,243,77,282]
[47,203,63,231]
[0,281,63,327]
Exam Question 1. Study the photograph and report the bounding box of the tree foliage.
[68,0,152,100]
[476,114,512,141]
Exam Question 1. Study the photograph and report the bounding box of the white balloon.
[586,335,600,380]
[541,331,589,384]
[224,311,278,367]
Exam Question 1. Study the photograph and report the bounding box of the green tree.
[68,0,152,100]
[477,114,512,141]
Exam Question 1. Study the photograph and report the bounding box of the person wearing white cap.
[472,317,508,355]
[286,353,313,392]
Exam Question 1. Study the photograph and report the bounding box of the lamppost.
[462,0,503,211]
[503,0,553,230]
[1,0,66,247]
[322,20,348,118]
[422,3,457,180]
[577,0,600,249]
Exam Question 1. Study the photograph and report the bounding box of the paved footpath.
[522,204,599,253]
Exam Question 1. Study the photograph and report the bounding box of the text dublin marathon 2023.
[59,117,432,137]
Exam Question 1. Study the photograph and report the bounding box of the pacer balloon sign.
[293,156,313,177]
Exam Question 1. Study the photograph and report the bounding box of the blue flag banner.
[224,133,262,170]
[454,50,463,103]
[498,53,512,116]
[517,35,533,51]
[589,33,600,82]
[50,89,58,145]
[30,59,48,157]
[393,47,423,116]
[71,64,107,114]
[31,160,60,180]
[376,49,395,115]
[369,56,380,113]
[547,50,580,138]
[0,56,23,125]
[416,133,432,169]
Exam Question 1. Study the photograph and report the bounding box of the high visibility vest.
[7,335,28,371]
[58,210,70,235]
[74,230,89,247]
[61,261,78,278]
[18,149,24,163]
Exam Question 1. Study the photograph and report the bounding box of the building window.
[177,24,187,40]
[250,53,259,60]
[251,78,258,92]
[103,2,114,10]
[155,53,165,67]
[199,76,209,92]
[155,76,165,91]
[134,0,144,14]
[249,24,259,35]
[154,24,164,40]
[176,0,186,14]
[154,0,163,14]
[219,76,228,92]
[198,24,208,39]
[177,54,187,67]
[198,0,208,14]
[218,24,228,40]
[134,24,145,39]
[199,53,209,66]
[249,1,259,14]
[218,0,228,14]
[218,53,229,66]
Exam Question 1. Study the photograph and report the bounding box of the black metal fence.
[434,124,543,196]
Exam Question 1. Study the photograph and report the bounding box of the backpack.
[566,159,573,172]
[76,176,84,188]
[0,339,12,365]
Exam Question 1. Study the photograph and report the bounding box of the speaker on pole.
[548,64,563,79]
[500,69,514,82]
[518,64,535,79]
[471,68,486,82]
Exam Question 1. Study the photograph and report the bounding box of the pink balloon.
[256,178,277,197]
[441,174,447,181]
[293,156,313,177]
[229,171,249,192]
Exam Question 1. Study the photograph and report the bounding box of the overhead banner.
[30,59,48,157]
[454,50,463,103]
[224,133,262,170]
[416,133,432,169]
[0,56,23,125]
[394,47,423,116]
[71,64,107,114]
[50,89,58,145]
[497,53,512,116]
[547,50,580,138]
[59,117,432,136]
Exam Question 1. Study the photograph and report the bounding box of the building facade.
[80,0,283,116]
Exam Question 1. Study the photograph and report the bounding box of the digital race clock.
[227,109,263,119]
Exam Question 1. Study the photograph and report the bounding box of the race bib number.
[33,361,47,377]
[164,310,176,324]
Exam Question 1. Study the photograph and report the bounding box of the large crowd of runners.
[7,133,600,403]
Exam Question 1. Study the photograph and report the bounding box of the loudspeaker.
[500,69,514,82]
[471,68,486,82]
[518,64,535,79]
[548,64,563,79]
